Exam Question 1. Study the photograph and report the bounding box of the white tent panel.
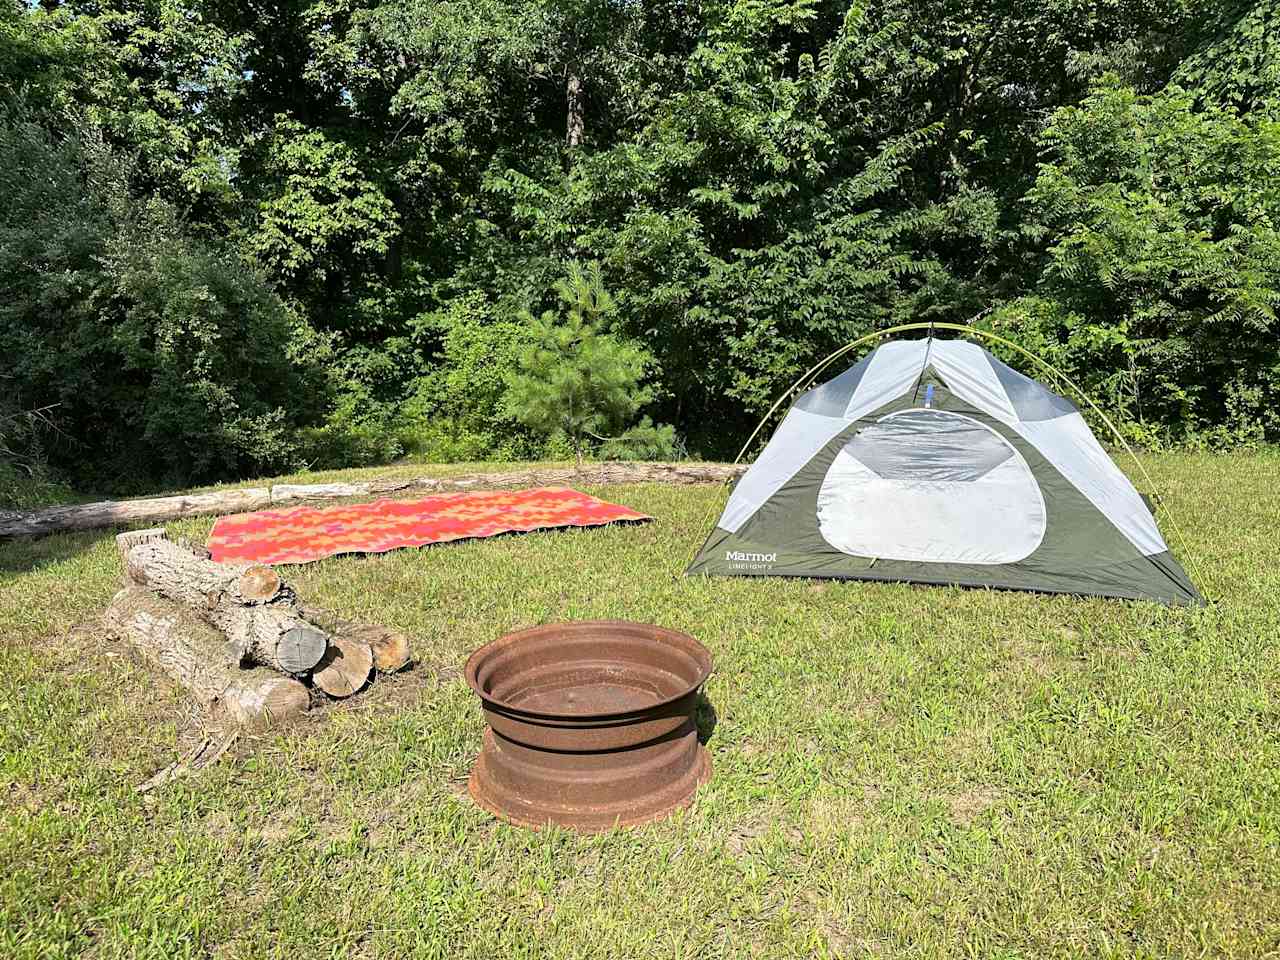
[816,412,1046,564]
[1013,413,1167,556]
[840,340,929,420]
[718,407,850,533]
[930,341,1017,424]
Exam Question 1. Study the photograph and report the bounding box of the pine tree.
[506,262,653,465]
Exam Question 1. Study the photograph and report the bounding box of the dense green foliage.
[1009,81,1280,447]
[0,105,325,489]
[2,0,1279,494]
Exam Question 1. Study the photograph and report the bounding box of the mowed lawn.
[2,452,1279,959]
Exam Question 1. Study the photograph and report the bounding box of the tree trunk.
[2,463,747,539]
[104,587,309,727]
[122,535,328,676]
[299,604,412,674]
[566,71,585,148]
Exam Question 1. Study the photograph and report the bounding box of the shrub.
[0,105,324,490]
[598,417,684,462]
[398,293,541,462]
[0,395,76,510]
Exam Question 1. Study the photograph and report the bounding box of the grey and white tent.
[688,338,1201,604]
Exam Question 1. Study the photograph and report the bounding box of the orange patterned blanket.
[207,487,651,565]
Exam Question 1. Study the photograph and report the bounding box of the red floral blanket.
[207,487,650,565]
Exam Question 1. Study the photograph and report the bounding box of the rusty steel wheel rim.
[464,620,713,833]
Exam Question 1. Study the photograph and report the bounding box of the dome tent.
[687,337,1202,605]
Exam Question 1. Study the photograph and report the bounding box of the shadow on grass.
[696,691,718,745]
[0,528,110,575]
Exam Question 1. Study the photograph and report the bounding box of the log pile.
[105,529,412,728]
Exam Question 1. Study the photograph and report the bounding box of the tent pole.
[910,317,938,406]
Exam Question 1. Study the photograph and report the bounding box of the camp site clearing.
[2,453,1279,958]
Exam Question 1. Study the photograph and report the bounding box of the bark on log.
[115,528,170,572]
[104,587,309,727]
[1,488,271,538]
[122,536,327,676]
[299,604,412,673]
[312,636,373,698]
[2,463,746,539]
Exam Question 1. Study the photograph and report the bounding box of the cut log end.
[117,528,170,578]
[298,604,413,674]
[278,625,328,675]
[368,629,411,673]
[312,637,374,698]
[237,565,282,603]
[231,677,311,727]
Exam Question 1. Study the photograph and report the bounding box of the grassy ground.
[2,452,1278,959]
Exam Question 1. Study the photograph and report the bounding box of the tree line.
[2,1,1278,504]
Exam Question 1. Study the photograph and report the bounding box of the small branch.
[134,730,239,794]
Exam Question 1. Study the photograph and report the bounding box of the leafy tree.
[246,116,401,338]
[506,262,656,464]
[0,103,325,489]
[1176,1,1280,111]
[1013,79,1280,445]
[5,0,1280,497]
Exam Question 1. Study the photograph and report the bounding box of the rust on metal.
[464,620,713,832]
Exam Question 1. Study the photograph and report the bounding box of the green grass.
[2,452,1278,959]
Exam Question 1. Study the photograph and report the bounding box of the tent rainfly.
[688,338,1202,605]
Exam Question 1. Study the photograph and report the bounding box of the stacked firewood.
[104,529,411,728]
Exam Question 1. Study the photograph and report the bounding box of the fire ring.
[464,620,714,832]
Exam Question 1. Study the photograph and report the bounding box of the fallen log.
[104,587,309,728]
[122,534,327,676]
[1,463,747,539]
[299,604,412,674]
[1,488,271,539]
[271,461,748,503]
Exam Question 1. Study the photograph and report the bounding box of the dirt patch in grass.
[723,805,804,857]
[6,780,44,815]
[947,785,1001,826]
[944,721,995,763]
[317,659,463,718]
[725,814,772,856]
[999,635,1076,677]
[806,784,885,839]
